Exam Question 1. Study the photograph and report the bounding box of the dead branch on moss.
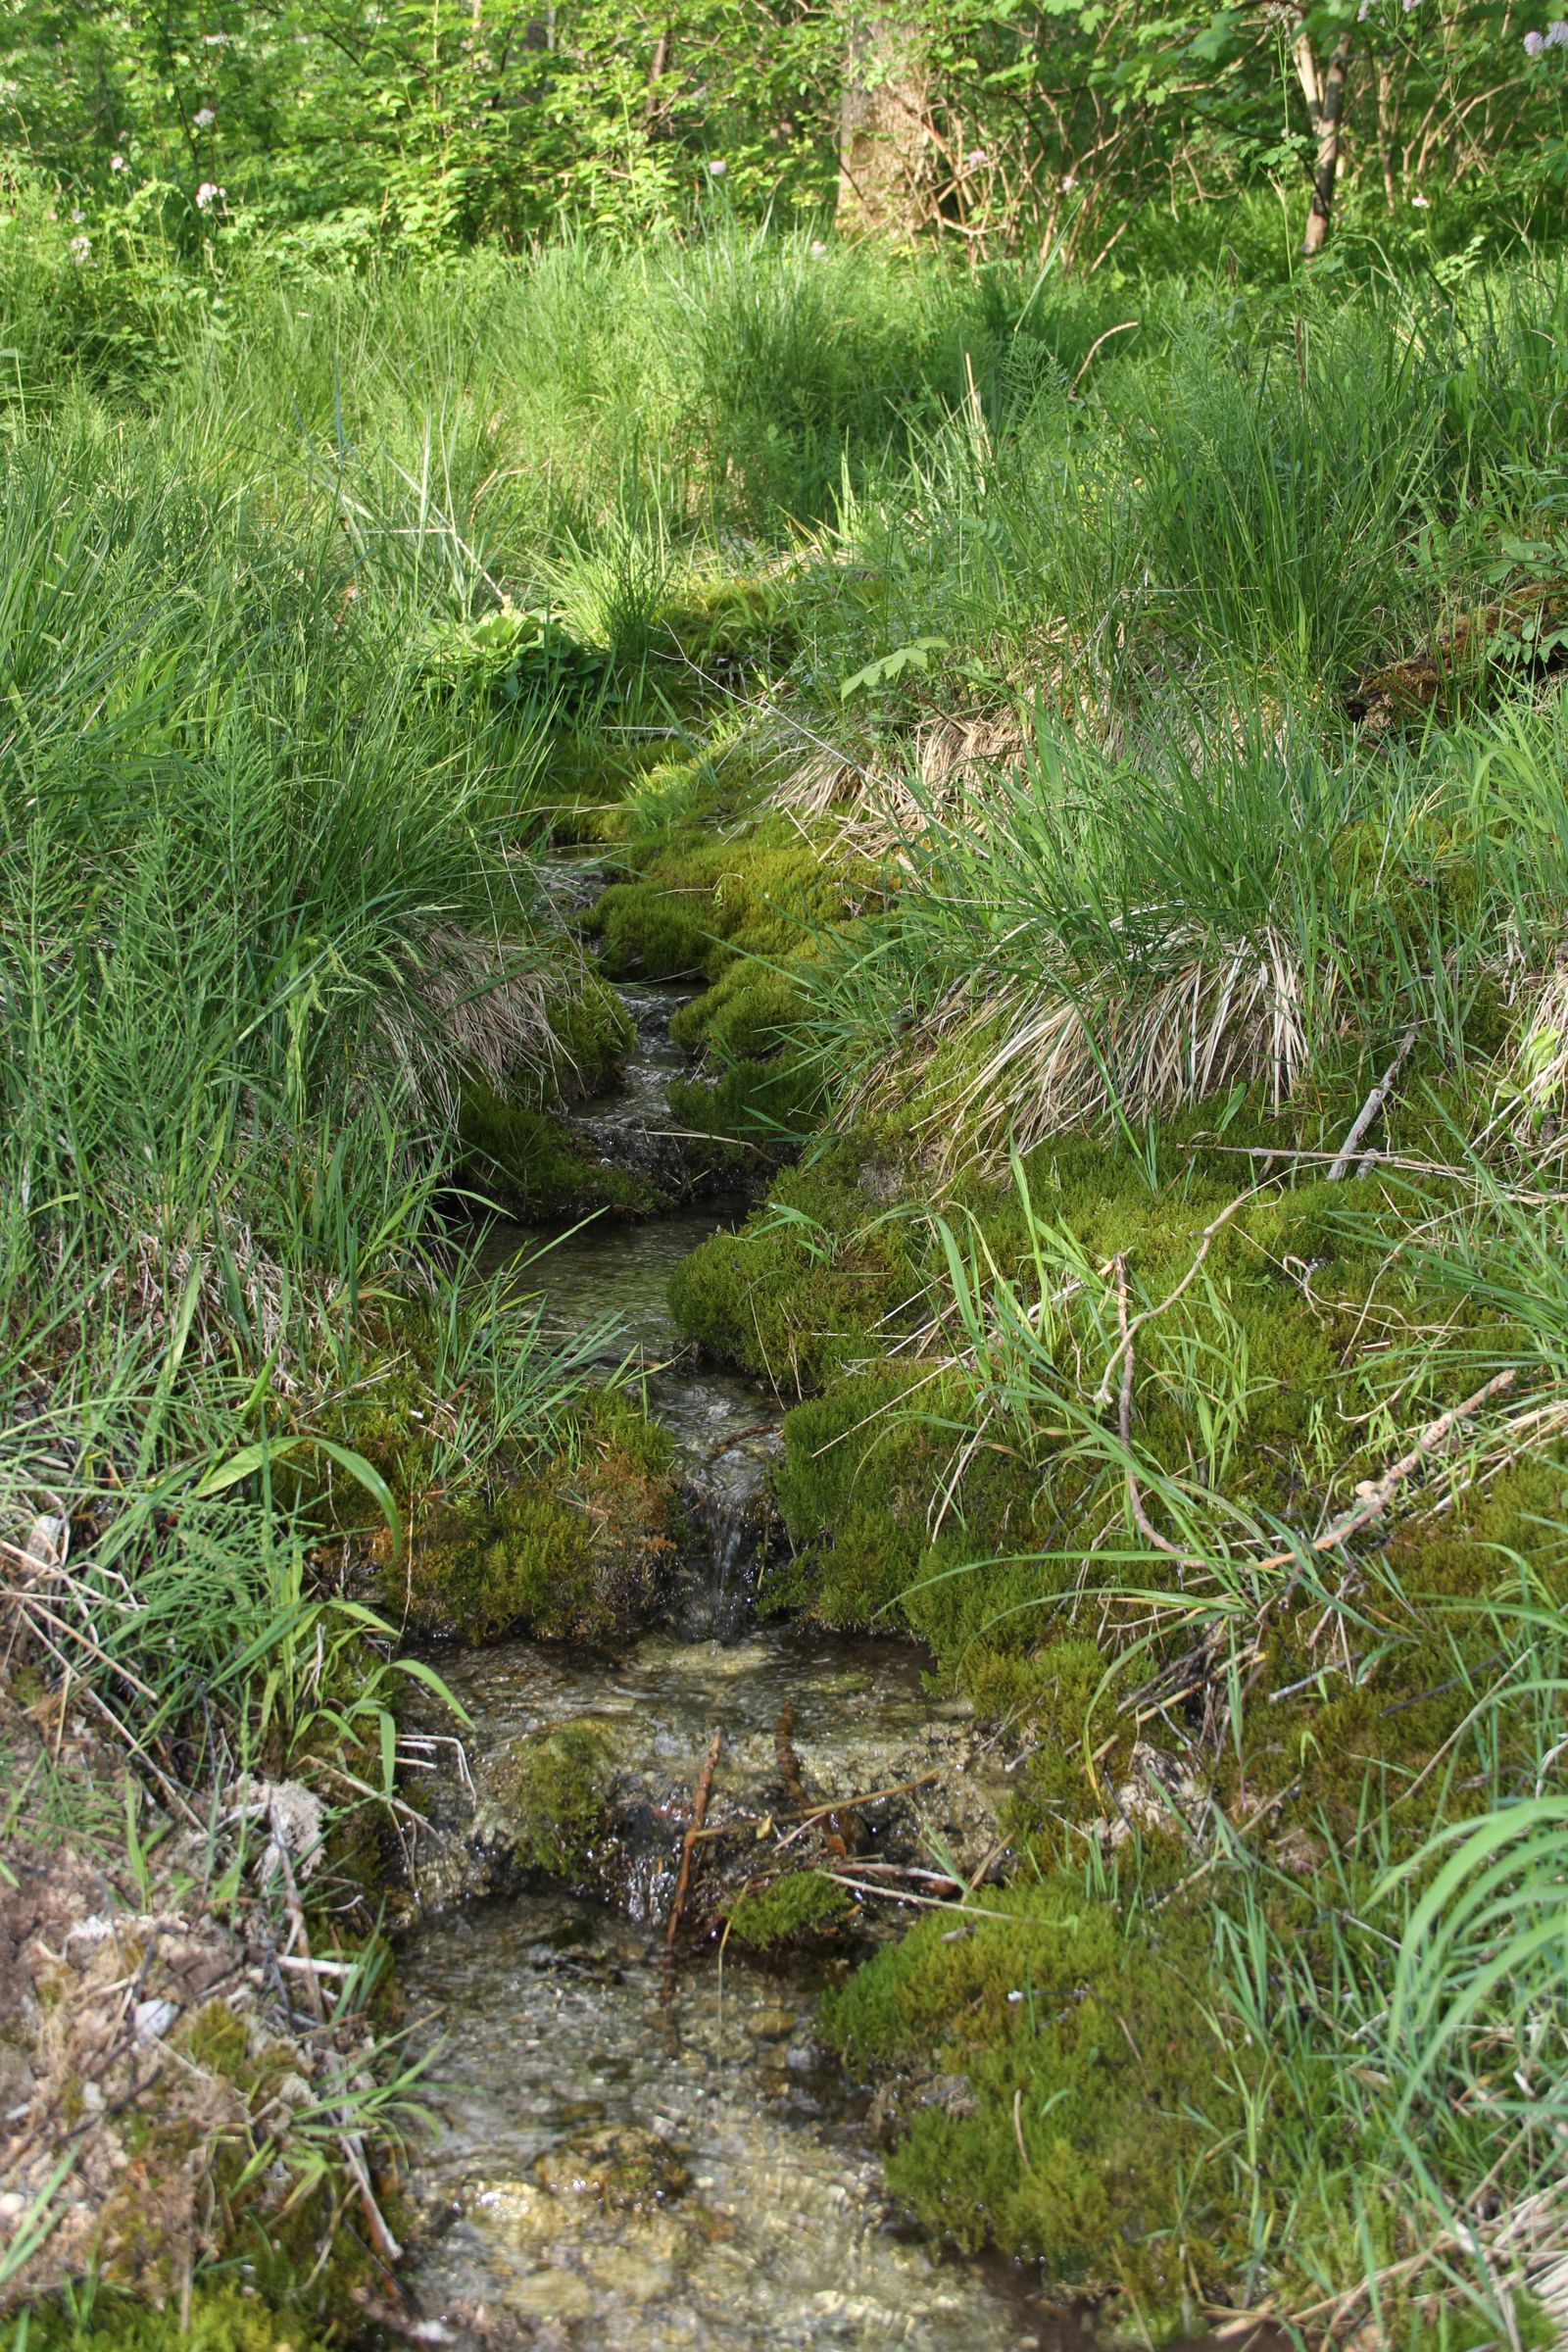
[1096,1183,1274,1410]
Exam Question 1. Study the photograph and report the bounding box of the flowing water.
[397,872,1097,2349]
[479,1192,778,1642]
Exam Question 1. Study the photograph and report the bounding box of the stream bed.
[395,887,1092,2349]
[399,1885,1092,2351]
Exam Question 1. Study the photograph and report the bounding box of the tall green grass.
[793,695,1568,1162]
[773,264,1568,714]
[0,391,623,1836]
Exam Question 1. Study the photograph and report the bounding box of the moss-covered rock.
[669,1145,918,1390]
[456,1087,661,1220]
[486,1721,615,1881]
[532,2121,692,2212]
[658,572,801,680]
[587,820,840,985]
[724,1869,856,1950]
[573,799,856,1158]
[384,1393,682,1643]
[452,964,665,1219]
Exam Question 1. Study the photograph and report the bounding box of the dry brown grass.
[377,920,568,1113]
[771,710,1027,859]
[858,920,1321,1169]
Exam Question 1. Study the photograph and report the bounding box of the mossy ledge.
[658,1064,1568,2321]
[724,1868,856,1951]
[370,1391,684,1643]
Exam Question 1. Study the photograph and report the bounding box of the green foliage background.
[3,0,1565,261]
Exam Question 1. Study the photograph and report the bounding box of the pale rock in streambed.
[223,1775,325,1883]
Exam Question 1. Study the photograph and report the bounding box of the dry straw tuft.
[774,710,1026,858]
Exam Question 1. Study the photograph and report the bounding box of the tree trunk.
[1374,55,1397,213]
[836,8,930,238]
[645,25,672,126]
[1296,23,1354,255]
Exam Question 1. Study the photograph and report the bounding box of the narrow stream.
[396,872,1091,2349]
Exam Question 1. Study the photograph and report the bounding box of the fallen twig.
[1096,1184,1273,1408]
[774,1696,808,1811]
[1328,1022,1421,1179]
[1254,1367,1516,1575]
[775,1697,851,1857]
[769,1769,941,1848]
[820,1871,1024,1923]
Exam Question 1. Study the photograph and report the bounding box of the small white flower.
[1411,192,1431,207]
[965,146,989,170]
[194,106,216,128]
[1548,19,1568,41]
[809,238,828,258]
[70,207,84,222]
[69,232,89,260]
[1060,172,1077,191]
[1525,24,1546,46]
[111,153,126,172]
[195,180,222,210]
[707,158,727,176]
[1356,1,1371,20]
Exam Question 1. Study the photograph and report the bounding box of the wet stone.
[744,2005,799,2042]
[578,2243,677,2304]
[502,2268,597,2323]
[468,2179,560,2250]
[532,2125,690,2213]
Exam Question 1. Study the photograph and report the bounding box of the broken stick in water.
[775,1695,854,1857]
[664,1727,722,1955]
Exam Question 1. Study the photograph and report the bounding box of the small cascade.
[566,978,697,1195]
[682,1446,764,1640]
[485,918,786,1645]
[664,1378,783,1642]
